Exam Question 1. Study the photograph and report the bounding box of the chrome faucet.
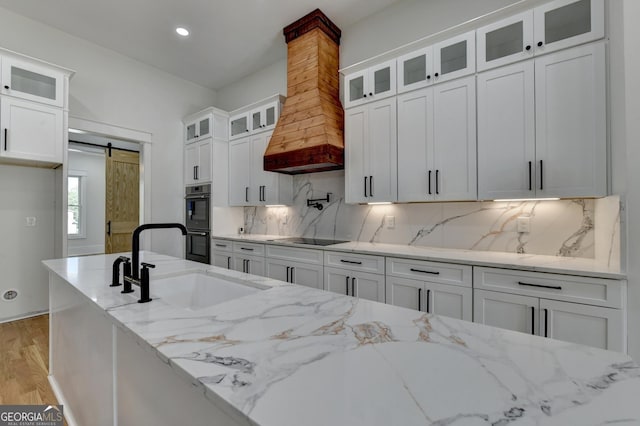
[113,223,188,303]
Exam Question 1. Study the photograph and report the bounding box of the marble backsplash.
[244,171,621,265]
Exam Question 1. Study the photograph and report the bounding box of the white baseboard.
[48,375,79,426]
[0,310,48,324]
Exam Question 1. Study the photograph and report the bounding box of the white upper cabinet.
[184,108,228,144]
[344,60,396,108]
[345,97,397,203]
[397,31,475,94]
[432,31,476,84]
[1,57,65,107]
[230,95,284,140]
[397,76,476,202]
[534,0,604,55]
[477,0,604,71]
[479,43,606,199]
[0,97,63,165]
[534,42,606,198]
[184,139,212,186]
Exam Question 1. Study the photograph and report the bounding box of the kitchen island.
[44,252,640,426]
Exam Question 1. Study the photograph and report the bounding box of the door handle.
[3,128,6,150]
[227,256,231,269]
[528,161,532,191]
[291,267,295,283]
[286,266,291,283]
[428,170,432,195]
[418,288,422,311]
[245,187,249,203]
[106,220,111,236]
[351,277,356,297]
[345,276,349,295]
[435,170,440,195]
[426,289,431,313]
[364,176,368,197]
[369,176,373,197]
[531,306,535,335]
[196,165,199,180]
[539,160,544,190]
[544,308,549,338]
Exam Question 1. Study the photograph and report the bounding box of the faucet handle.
[141,262,156,269]
[119,256,130,262]
[110,256,131,287]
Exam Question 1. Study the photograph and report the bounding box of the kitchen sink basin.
[151,272,260,310]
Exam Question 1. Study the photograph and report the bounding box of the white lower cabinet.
[386,258,472,320]
[233,254,265,276]
[473,267,625,352]
[324,267,385,303]
[266,259,324,289]
[213,251,233,269]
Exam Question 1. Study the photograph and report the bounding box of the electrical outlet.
[25,217,37,227]
[516,216,530,233]
[384,215,396,229]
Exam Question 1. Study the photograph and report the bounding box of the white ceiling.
[0,0,402,90]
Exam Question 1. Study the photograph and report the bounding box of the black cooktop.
[274,237,350,246]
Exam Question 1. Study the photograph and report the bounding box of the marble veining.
[243,171,621,265]
[43,253,639,425]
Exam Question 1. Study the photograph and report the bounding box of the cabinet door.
[477,11,534,71]
[230,113,250,139]
[265,259,289,283]
[250,108,263,133]
[197,116,211,140]
[397,47,433,94]
[234,255,265,276]
[352,271,386,303]
[386,276,423,311]
[540,299,623,351]
[1,57,65,107]
[432,76,476,201]
[344,70,367,109]
[368,60,396,101]
[533,0,604,55]
[474,289,539,335]
[290,262,324,289]
[368,98,397,202]
[262,100,280,131]
[212,252,232,269]
[535,43,606,198]
[185,120,198,143]
[397,88,433,202]
[424,281,472,321]
[477,61,535,200]
[0,98,63,164]
[196,140,212,183]
[432,31,475,83]
[252,131,281,205]
[324,267,351,296]
[184,143,198,186]
[228,138,251,206]
[344,106,368,203]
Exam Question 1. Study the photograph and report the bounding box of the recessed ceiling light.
[176,27,189,37]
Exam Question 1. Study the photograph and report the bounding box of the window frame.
[67,170,88,239]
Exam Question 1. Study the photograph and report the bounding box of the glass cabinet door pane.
[231,116,248,136]
[486,21,524,62]
[265,106,276,126]
[186,123,197,140]
[11,66,56,100]
[199,118,210,136]
[544,0,591,44]
[440,40,467,75]
[403,55,426,86]
[349,75,365,102]
[373,67,391,95]
[252,111,261,131]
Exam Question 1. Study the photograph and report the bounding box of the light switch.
[25,217,37,227]
[517,216,530,233]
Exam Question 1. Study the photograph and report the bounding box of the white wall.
[67,149,106,256]
[0,165,55,321]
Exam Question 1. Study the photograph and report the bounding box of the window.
[68,171,87,238]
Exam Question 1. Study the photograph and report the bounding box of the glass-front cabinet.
[397,47,433,94]
[250,100,280,132]
[432,31,476,84]
[229,112,250,140]
[344,60,396,108]
[185,115,212,144]
[477,0,604,71]
[1,57,64,107]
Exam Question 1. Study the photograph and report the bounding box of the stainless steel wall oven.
[185,184,211,264]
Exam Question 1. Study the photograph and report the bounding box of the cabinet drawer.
[212,239,233,253]
[232,241,265,256]
[474,267,623,308]
[386,258,472,287]
[265,244,323,265]
[324,251,384,274]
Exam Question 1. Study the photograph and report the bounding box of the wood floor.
[0,314,61,406]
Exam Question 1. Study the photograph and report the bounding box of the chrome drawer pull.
[410,268,439,275]
[518,281,562,290]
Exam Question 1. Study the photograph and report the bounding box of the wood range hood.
[264,9,344,175]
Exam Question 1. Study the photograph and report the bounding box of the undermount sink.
[151,272,260,310]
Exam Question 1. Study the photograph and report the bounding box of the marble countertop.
[213,234,625,279]
[43,252,639,426]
